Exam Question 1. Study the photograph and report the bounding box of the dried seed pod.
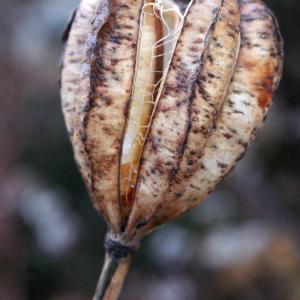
[61,0,105,140]
[119,0,165,222]
[61,0,110,212]
[60,0,283,299]
[84,0,148,232]
[120,0,183,227]
[140,0,284,234]
[126,0,241,235]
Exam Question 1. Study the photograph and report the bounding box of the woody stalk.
[60,0,283,299]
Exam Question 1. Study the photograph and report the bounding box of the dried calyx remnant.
[60,0,283,299]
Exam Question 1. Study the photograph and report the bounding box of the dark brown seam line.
[133,0,224,229]
[146,0,227,227]
[155,0,281,225]
[168,0,225,186]
[82,1,124,230]
[117,1,145,232]
[126,0,195,228]
[171,0,241,188]
[66,1,111,226]
[83,1,111,194]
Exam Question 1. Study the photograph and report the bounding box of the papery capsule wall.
[60,0,283,298]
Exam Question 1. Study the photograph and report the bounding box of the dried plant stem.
[93,252,131,300]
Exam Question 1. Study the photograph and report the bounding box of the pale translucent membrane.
[120,0,183,218]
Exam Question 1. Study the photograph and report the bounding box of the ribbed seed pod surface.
[61,0,283,241]
[61,0,283,298]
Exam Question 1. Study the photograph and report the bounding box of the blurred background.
[0,0,300,299]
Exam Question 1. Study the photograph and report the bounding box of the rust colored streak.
[258,77,273,108]
[120,163,137,221]
[256,62,274,108]
[241,59,275,109]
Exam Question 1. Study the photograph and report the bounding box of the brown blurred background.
[0,0,300,299]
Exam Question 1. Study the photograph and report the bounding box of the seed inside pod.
[126,0,228,233]
[60,0,283,298]
[83,0,147,232]
[120,0,183,222]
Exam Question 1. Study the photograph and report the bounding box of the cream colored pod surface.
[60,0,283,299]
